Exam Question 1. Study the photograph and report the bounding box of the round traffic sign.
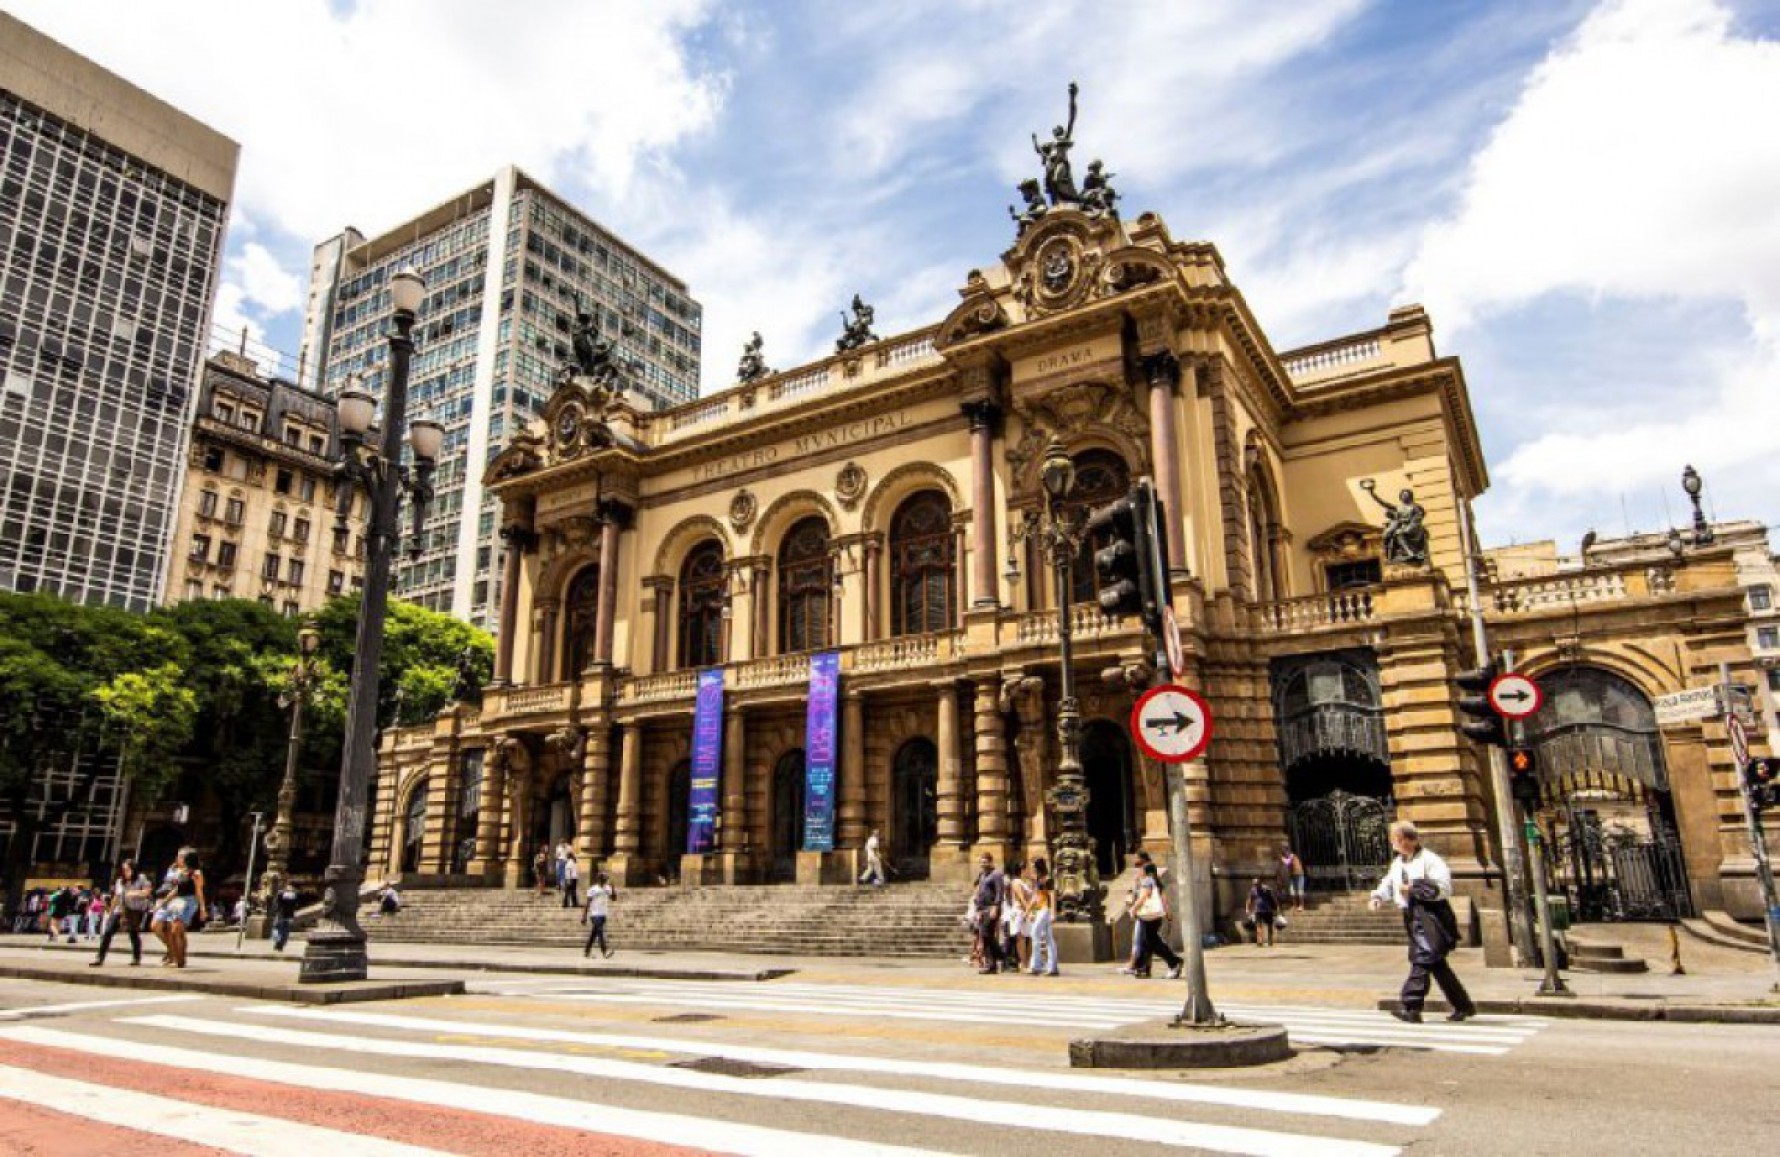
[1488,673,1543,720]
[1161,605,1186,682]
[1727,712,1750,767]
[1130,684,1213,764]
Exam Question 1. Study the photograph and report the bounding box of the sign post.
[1498,653,1569,997]
[1130,684,1219,1025]
[1720,661,1780,990]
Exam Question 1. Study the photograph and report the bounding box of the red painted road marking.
[0,1098,233,1157]
[4,1040,718,1157]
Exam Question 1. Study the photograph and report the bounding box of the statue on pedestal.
[1360,479,1430,567]
[1033,81,1081,206]
[835,294,879,353]
[736,331,770,384]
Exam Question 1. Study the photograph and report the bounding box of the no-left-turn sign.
[1130,684,1213,764]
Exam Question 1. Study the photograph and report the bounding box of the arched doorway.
[890,738,938,878]
[1526,666,1691,921]
[1081,721,1136,880]
[1272,652,1394,890]
[400,779,428,874]
[562,565,600,679]
[530,772,575,859]
[771,750,806,882]
[666,760,692,867]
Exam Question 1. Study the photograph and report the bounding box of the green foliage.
[92,665,197,804]
[312,594,493,727]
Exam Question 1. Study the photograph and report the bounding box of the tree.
[311,595,493,728]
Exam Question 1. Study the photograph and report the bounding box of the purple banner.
[802,650,840,851]
[687,667,724,855]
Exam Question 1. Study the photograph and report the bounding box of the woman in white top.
[1003,862,1033,972]
[1369,820,1476,1023]
[581,873,617,958]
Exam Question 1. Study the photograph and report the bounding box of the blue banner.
[687,667,724,855]
[802,650,841,851]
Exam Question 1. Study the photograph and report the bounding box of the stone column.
[752,560,772,659]
[607,721,645,885]
[593,501,629,667]
[722,707,747,853]
[493,505,535,684]
[862,537,882,642]
[839,691,867,847]
[935,681,965,848]
[578,725,613,860]
[503,757,529,887]
[469,740,509,877]
[647,579,673,673]
[962,399,1000,608]
[1140,350,1188,577]
[536,600,560,685]
[971,674,1012,854]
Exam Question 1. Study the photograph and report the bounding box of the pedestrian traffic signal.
[1745,756,1778,809]
[1088,495,1149,619]
[1509,747,1541,808]
[1456,660,1506,748]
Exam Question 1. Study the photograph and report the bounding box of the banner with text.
[687,667,724,855]
[802,650,841,851]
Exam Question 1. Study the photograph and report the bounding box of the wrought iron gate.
[1286,790,1393,891]
[1544,811,1693,922]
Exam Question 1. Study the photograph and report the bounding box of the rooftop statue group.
[1011,81,1120,235]
[565,293,632,408]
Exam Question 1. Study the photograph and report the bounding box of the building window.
[263,553,281,581]
[274,468,293,495]
[890,491,955,636]
[328,570,345,595]
[1768,669,1780,693]
[300,477,317,503]
[202,446,225,472]
[284,425,302,446]
[1326,559,1383,591]
[292,516,310,543]
[309,433,326,455]
[225,497,245,525]
[213,585,231,600]
[189,534,210,562]
[184,580,203,601]
[778,516,832,654]
[1066,450,1132,604]
[214,399,235,423]
[562,565,601,678]
[333,527,350,554]
[268,510,288,539]
[288,559,305,587]
[197,488,218,517]
[1752,585,1773,612]
[678,540,725,669]
[1759,627,1779,651]
[238,410,259,431]
[217,541,237,568]
[283,600,300,617]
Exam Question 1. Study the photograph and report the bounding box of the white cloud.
[233,243,304,316]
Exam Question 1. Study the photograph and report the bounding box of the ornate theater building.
[369,194,1771,938]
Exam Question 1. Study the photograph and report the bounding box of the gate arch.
[770,749,806,883]
[399,778,429,874]
[1272,652,1393,889]
[890,737,938,878]
[1081,720,1136,880]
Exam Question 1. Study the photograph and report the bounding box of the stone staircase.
[1681,911,1769,955]
[1258,891,1477,946]
[1564,937,1649,974]
[368,882,974,959]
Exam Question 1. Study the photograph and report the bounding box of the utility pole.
[236,811,263,954]
[1505,650,1569,997]
[1721,661,1780,991]
[1455,496,1535,967]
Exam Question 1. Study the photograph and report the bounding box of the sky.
[8,0,1779,552]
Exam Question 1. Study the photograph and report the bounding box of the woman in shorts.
[151,850,207,968]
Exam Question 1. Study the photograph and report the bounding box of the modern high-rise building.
[0,12,239,611]
[300,167,702,631]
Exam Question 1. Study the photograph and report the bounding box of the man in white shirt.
[859,830,885,887]
[1369,820,1476,1023]
[582,873,617,958]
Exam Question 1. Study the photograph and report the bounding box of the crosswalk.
[474,976,1550,1056]
[0,1001,1459,1157]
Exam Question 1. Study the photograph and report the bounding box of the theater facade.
[371,203,1772,929]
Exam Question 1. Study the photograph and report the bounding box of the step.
[1570,955,1649,974]
[1567,942,1628,961]
[1701,910,1769,948]
[1679,918,1767,956]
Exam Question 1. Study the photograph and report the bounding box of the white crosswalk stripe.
[2,1008,1442,1157]
[477,977,1548,1056]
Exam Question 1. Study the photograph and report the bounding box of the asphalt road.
[1,969,1776,1155]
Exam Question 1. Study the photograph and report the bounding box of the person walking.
[45,885,74,944]
[858,829,886,887]
[1369,820,1477,1023]
[1003,862,1033,972]
[581,872,617,958]
[1245,877,1279,947]
[1026,857,1059,976]
[553,840,570,892]
[84,890,106,940]
[91,861,149,967]
[1118,851,1157,975]
[561,850,581,909]
[150,851,207,969]
[972,854,1006,975]
[1278,845,1307,912]
[533,846,550,895]
[270,882,299,952]
[1128,862,1183,979]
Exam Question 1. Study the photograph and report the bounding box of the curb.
[0,964,463,1005]
[1375,997,1780,1025]
[1069,1020,1292,1069]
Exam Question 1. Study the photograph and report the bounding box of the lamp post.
[300,269,441,984]
[1008,440,1102,921]
[259,621,321,924]
[1682,465,1713,546]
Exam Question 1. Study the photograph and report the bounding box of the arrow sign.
[1488,672,1543,720]
[1130,684,1213,764]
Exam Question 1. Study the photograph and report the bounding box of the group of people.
[964,854,1060,976]
[78,851,208,969]
[1241,844,1308,948]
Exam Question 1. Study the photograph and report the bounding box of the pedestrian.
[1245,877,1279,947]
[1026,857,1059,977]
[45,885,73,944]
[1003,861,1032,972]
[553,840,569,891]
[231,895,248,928]
[1369,820,1477,1024]
[561,850,581,909]
[90,861,149,967]
[581,872,617,958]
[1127,862,1183,980]
[150,850,207,969]
[1278,844,1307,912]
[1118,851,1156,975]
[271,882,299,952]
[378,881,402,917]
[83,890,105,939]
[533,846,550,895]
[972,854,1005,975]
[858,829,886,887]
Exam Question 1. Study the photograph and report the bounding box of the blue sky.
[9,0,1779,551]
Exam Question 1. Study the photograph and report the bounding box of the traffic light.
[1508,746,1541,808]
[1087,495,1150,619]
[1456,660,1505,748]
[1746,756,1778,809]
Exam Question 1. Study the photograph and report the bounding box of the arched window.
[1068,450,1131,604]
[778,516,832,653]
[678,540,725,669]
[400,779,428,873]
[1248,465,1281,603]
[890,491,955,635]
[562,565,600,679]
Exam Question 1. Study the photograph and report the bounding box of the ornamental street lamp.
[1681,464,1713,546]
[300,268,439,984]
[1008,439,1103,921]
[259,620,321,922]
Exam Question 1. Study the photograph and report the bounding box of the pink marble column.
[493,501,535,684]
[962,400,1000,608]
[593,500,630,666]
[1141,351,1188,576]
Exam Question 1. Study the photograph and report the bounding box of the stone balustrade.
[1255,588,1377,632]
[733,652,810,690]
[621,669,699,705]
[851,630,965,673]
[501,682,571,717]
[1455,568,1638,617]
[1281,337,1382,382]
[1012,604,1126,646]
